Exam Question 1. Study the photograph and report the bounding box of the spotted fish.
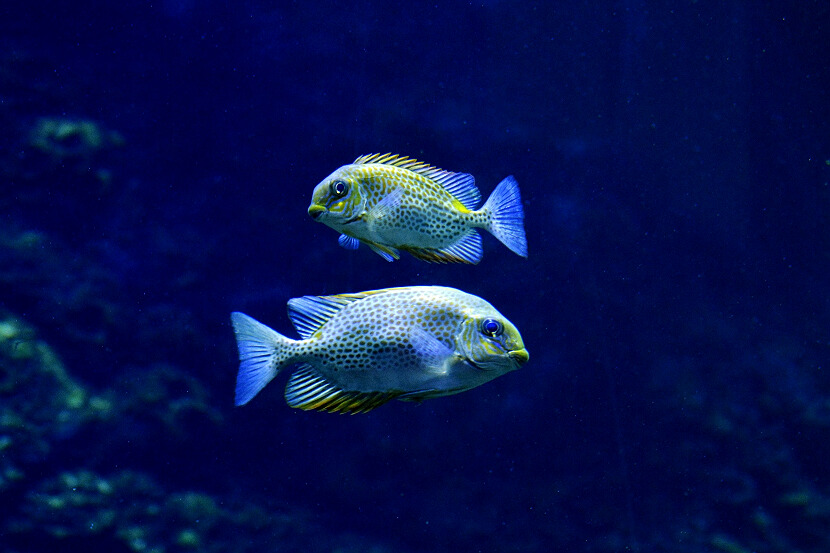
[307,153,528,264]
[230,286,529,414]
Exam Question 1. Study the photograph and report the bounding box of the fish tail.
[231,312,295,406]
[481,176,528,257]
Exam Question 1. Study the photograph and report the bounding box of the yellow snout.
[508,348,529,366]
[308,204,326,220]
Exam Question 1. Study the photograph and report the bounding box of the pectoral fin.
[368,187,404,221]
[409,327,455,374]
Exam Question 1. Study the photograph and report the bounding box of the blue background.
[1,1,828,552]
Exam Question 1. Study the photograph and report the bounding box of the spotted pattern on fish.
[230,286,529,414]
[307,154,527,264]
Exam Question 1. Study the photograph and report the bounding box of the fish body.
[231,286,529,414]
[307,153,528,263]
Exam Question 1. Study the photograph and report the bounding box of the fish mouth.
[465,348,529,371]
[508,348,530,366]
[308,205,326,220]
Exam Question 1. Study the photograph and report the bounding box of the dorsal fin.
[354,153,481,209]
[286,289,394,339]
[287,295,358,339]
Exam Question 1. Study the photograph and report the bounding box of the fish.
[307,153,528,264]
[230,286,529,414]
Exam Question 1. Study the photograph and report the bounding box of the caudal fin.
[481,176,527,257]
[230,312,293,406]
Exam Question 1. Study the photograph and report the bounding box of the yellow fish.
[307,153,528,263]
[230,286,529,414]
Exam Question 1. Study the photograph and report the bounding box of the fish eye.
[330,180,348,197]
[480,318,503,338]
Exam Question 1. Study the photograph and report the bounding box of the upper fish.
[230,286,529,414]
[307,153,528,264]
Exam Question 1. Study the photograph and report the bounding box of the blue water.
[1,1,828,552]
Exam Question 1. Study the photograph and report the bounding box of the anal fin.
[403,229,482,264]
[285,364,401,414]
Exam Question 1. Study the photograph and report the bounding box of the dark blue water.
[1,1,828,552]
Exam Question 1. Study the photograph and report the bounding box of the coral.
[28,117,124,162]
[0,227,126,376]
[6,469,393,553]
[0,308,386,552]
[1,116,126,232]
[0,310,112,492]
[108,363,224,456]
[21,116,125,198]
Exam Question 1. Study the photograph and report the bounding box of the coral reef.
[0,310,111,493]
[0,309,392,552]
[7,469,369,553]
[20,116,125,198]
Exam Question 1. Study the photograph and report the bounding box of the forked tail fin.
[230,312,294,406]
[481,176,527,257]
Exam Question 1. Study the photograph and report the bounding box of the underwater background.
[1,1,828,552]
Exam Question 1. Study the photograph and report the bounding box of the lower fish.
[230,286,529,414]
